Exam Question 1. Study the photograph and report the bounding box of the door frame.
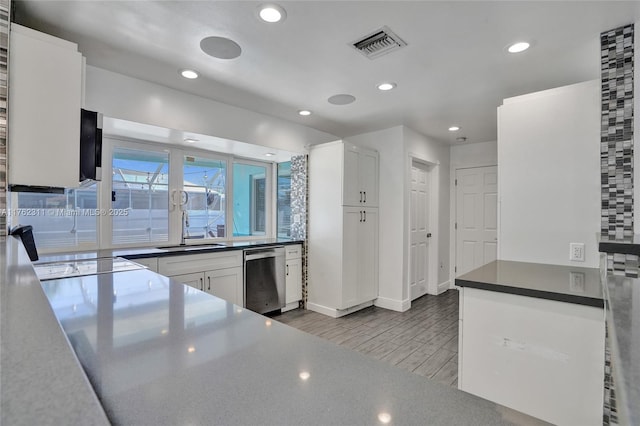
[450,164,498,286]
[406,155,439,303]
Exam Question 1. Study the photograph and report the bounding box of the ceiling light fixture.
[184,138,198,143]
[258,4,287,23]
[265,152,276,157]
[180,69,199,79]
[298,110,312,116]
[507,41,530,53]
[378,412,392,424]
[377,82,397,91]
[448,126,460,132]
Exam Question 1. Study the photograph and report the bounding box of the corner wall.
[497,80,601,268]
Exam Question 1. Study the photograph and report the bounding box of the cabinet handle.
[360,191,363,203]
[200,277,203,291]
[364,191,366,203]
[364,210,367,222]
[207,276,211,291]
[286,265,289,276]
[359,211,363,222]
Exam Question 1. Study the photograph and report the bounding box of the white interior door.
[410,162,430,300]
[455,166,498,277]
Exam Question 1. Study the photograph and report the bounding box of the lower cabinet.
[158,252,244,306]
[283,244,303,312]
[205,267,243,306]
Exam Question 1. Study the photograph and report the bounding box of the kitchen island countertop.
[2,238,545,425]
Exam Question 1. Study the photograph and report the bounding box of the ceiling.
[13,1,640,145]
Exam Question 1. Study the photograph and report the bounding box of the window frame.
[231,159,275,240]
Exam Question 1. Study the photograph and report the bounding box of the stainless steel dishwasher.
[244,246,285,315]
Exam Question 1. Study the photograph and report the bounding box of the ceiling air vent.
[351,26,407,59]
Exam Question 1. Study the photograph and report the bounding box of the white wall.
[498,80,600,267]
[344,126,406,309]
[85,65,337,153]
[403,127,451,293]
[449,141,497,282]
[451,141,497,169]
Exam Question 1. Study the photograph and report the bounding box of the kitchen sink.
[156,243,225,251]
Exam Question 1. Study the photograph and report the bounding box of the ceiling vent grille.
[351,26,407,59]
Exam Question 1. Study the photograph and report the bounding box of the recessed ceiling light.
[184,138,198,143]
[298,110,312,116]
[258,4,287,23]
[328,94,356,105]
[448,126,460,132]
[299,371,310,381]
[265,152,276,157]
[377,82,397,91]
[200,36,242,59]
[378,412,392,424]
[180,69,198,79]
[507,41,530,53]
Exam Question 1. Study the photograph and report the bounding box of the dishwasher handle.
[244,246,284,261]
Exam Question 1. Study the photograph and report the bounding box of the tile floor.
[273,289,460,387]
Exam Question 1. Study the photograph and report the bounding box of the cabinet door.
[9,25,82,188]
[285,258,302,304]
[357,208,379,303]
[341,207,362,308]
[343,144,362,206]
[205,267,243,306]
[171,272,204,291]
[359,149,379,207]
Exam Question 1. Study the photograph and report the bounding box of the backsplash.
[0,0,8,240]
[290,154,308,308]
[600,24,637,278]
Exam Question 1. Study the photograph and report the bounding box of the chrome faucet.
[180,210,190,245]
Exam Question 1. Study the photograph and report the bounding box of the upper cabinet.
[9,24,83,189]
[343,143,379,207]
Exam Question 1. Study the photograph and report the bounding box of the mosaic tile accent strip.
[603,326,619,426]
[608,253,640,278]
[290,154,308,308]
[0,0,8,240]
[600,24,634,240]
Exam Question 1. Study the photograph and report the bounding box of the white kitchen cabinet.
[284,244,303,311]
[131,257,158,273]
[308,141,379,317]
[171,272,205,291]
[9,24,83,189]
[205,267,243,306]
[343,143,379,207]
[158,251,243,305]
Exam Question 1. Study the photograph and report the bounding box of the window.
[112,147,169,245]
[183,155,227,238]
[232,162,268,237]
[14,184,98,250]
[277,162,291,238]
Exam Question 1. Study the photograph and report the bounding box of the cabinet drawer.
[158,251,242,276]
[285,244,302,260]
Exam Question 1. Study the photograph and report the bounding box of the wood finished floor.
[273,289,459,387]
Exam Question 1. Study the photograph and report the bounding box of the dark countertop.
[455,260,604,308]
[598,232,640,256]
[603,274,640,425]
[3,239,545,425]
[36,238,303,263]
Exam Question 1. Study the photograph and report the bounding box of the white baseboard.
[374,296,411,312]
[307,300,374,318]
[437,280,451,294]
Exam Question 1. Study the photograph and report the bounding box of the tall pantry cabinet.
[308,141,379,317]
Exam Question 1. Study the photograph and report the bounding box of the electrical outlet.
[569,243,585,262]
